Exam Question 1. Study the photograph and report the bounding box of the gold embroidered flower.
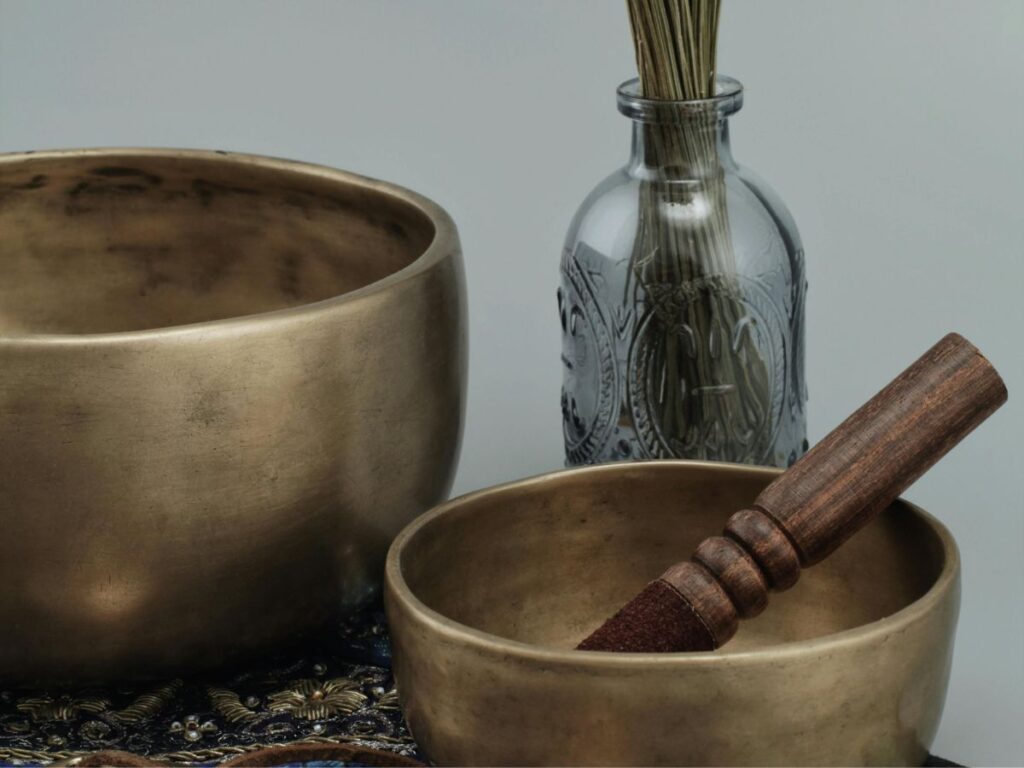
[267,678,366,720]
[16,693,110,722]
[374,687,400,712]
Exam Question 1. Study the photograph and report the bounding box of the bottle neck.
[627,115,735,180]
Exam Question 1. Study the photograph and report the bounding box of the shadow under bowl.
[385,461,959,766]
[0,148,466,685]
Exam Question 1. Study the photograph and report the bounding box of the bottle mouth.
[617,76,743,122]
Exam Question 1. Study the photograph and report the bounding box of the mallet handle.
[661,333,1007,647]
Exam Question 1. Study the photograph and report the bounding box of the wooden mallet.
[578,333,1007,653]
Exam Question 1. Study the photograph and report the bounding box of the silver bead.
[185,729,202,742]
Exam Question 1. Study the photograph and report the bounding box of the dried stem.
[627,0,771,461]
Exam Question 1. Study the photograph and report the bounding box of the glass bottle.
[558,77,807,467]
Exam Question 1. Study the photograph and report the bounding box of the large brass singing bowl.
[0,148,466,685]
[386,461,959,766]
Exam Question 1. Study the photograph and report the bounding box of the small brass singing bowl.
[0,148,466,685]
[385,461,959,766]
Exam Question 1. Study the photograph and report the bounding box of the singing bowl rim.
[0,147,456,343]
[385,459,959,668]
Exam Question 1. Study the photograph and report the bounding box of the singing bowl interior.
[0,150,434,334]
[386,461,959,766]
[398,466,941,649]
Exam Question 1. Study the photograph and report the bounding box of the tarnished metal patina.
[386,461,959,766]
[0,148,466,685]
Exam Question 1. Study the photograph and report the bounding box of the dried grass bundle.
[626,0,771,461]
[627,0,722,100]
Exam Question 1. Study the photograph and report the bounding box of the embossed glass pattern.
[559,78,807,467]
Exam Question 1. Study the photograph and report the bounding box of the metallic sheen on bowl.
[0,148,466,685]
[385,461,959,766]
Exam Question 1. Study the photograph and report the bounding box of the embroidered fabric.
[0,603,420,765]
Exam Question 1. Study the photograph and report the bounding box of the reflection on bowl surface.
[386,461,959,766]
[0,149,466,685]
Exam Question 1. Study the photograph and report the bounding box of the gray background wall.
[1,0,1021,763]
